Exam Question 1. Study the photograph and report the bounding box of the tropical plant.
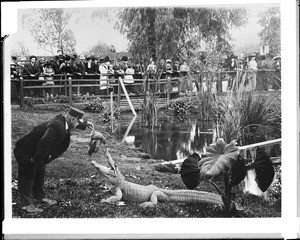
[180,138,275,214]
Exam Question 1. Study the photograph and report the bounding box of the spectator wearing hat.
[248,54,258,91]
[99,56,112,95]
[13,107,99,214]
[84,56,97,95]
[256,55,269,91]
[124,63,135,94]
[179,61,190,93]
[272,56,281,90]
[42,61,55,98]
[24,55,41,79]
[145,60,157,92]
[164,59,173,93]
[23,56,42,97]
[227,56,237,90]
[92,56,100,74]
[156,59,167,92]
[133,61,145,94]
[172,60,180,78]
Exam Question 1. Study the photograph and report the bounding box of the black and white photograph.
[2,0,299,239]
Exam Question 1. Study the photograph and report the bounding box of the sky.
[9,4,276,56]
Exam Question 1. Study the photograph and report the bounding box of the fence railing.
[11,69,281,108]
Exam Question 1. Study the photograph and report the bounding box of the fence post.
[19,78,24,108]
[110,91,114,132]
[117,78,121,108]
[68,77,72,106]
[64,74,67,96]
[167,78,171,103]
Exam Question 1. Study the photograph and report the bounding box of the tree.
[26,9,78,55]
[88,41,111,57]
[258,7,281,56]
[115,7,248,63]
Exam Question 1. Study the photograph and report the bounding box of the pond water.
[114,113,215,161]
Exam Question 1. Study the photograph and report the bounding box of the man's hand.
[91,130,106,144]
[87,121,94,130]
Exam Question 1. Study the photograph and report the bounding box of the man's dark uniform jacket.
[14,114,70,165]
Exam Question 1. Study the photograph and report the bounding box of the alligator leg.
[101,188,122,203]
[139,191,168,208]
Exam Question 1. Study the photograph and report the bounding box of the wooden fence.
[11,68,281,108]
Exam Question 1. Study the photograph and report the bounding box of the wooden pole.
[160,138,282,165]
[117,78,121,109]
[19,78,24,108]
[68,77,72,106]
[118,77,137,116]
[122,115,137,142]
[110,91,114,132]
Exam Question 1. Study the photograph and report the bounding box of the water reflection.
[115,114,213,161]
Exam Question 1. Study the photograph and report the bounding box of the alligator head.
[91,148,124,187]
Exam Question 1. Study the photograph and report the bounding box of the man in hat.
[248,54,258,91]
[13,107,102,214]
[24,55,41,79]
[227,55,237,90]
[99,56,112,95]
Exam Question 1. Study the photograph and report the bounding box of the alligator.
[89,147,224,209]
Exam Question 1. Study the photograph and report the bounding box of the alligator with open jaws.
[88,142,224,208]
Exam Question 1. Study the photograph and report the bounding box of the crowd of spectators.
[10,49,281,99]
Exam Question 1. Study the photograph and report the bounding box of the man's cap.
[73,54,78,59]
[54,55,60,60]
[68,107,85,119]
[104,56,110,62]
[20,57,27,61]
[249,53,256,57]
[79,55,85,60]
[273,56,281,61]
[166,59,172,63]
[86,56,91,61]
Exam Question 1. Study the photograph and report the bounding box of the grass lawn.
[10,108,281,218]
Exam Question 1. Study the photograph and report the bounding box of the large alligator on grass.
[88,145,224,208]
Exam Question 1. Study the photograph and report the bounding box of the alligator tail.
[162,189,224,206]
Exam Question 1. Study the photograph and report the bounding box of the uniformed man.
[13,107,105,214]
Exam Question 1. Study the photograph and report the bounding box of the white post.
[110,91,114,132]
[118,77,137,116]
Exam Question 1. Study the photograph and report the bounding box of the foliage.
[26,9,78,55]
[167,99,191,121]
[141,73,160,129]
[181,138,276,214]
[199,139,239,180]
[11,109,281,218]
[82,98,104,113]
[87,41,112,57]
[217,91,281,145]
[100,101,120,124]
[115,7,248,62]
[258,7,281,56]
[190,91,219,121]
